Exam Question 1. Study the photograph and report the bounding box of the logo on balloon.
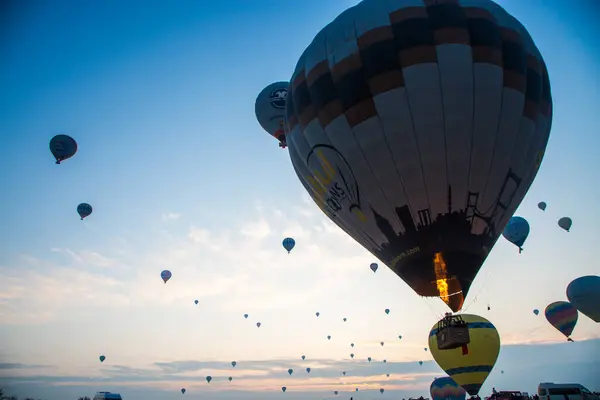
[269,88,287,109]
[305,145,363,221]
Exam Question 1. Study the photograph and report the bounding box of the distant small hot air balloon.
[398,335,402,339]
[244,313,248,318]
[77,203,93,220]
[380,341,384,346]
[370,263,378,273]
[567,275,600,322]
[419,361,423,366]
[356,388,359,392]
[342,371,346,376]
[502,216,530,253]
[334,391,338,395]
[545,301,578,341]
[282,386,287,393]
[228,376,233,382]
[327,335,331,340]
[160,270,172,283]
[424,347,428,352]
[49,134,78,164]
[301,355,306,360]
[386,373,390,377]
[206,376,212,383]
[255,81,289,148]
[256,322,261,328]
[282,237,295,253]
[306,367,311,373]
[538,202,547,211]
[231,361,237,367]
[383,359,387,363]
[368,357,372,362]
[533,309,539,315]
[181,388,186,394]
[194,300,198,305]
[343,317,347,322]
[350,343,354,347]
[316,312,320,317]
[380,389,385,394]
[350,353,354,358]
[558,217,572,232]
[385,309,390,315]
[99,355,105,363]
[288,368,293,375]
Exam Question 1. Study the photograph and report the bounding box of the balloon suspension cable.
[462,264,496,313]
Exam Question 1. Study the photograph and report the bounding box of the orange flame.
[433,252,450,306]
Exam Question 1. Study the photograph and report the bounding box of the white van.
[538,383,598,400]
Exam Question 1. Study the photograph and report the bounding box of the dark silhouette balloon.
[49,134,77,164]
[77,203,92,220]
[285,0,552,312]
[567,275,600,323]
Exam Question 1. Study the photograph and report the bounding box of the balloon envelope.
[77,203,92,220]
[282,237,295,253]
[370,263,378,272]
[566,275,600,322]
[545,301,578,338]
[49,134,77,164]
[558,217,572,232]
[533,309,539,315]
[285,0,552,313]
[161,270,172,283]
[99,355,105,362]
[502,216,530,251]
[430,376,466,400]
[255,81,289,148]
[181,388,186,394]
[429,314,500,395]
[538,201,547,211]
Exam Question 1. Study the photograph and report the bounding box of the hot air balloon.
[334,391,339,395]
[384,309,390,315]
[181,388,186,394]
[229,376,233,381]
[306,367,311,373]
[350,353,354,358]
[424,347,428,351]
[282,387,287,393]
[383,359,387,363]
[282,237,295,253]
[161,270,172,283]
[288,368,293,375]
[502,216,530,253]
[342,371,346,376]
[386,373,390,377]
[538,202,547,211]
[316,312,320,317]
[285,0,552,313]
[356,388,359,392]
[49,134,78,164]
[255,81,289,148]
[545,301,578,341]
[301,355,306,360]
[398,335,402,340]
[194,300,198,305]
[343,317,347,322]
[558,217,572,232]
[256,322,261,328]
[429,314,500,396]
[370,263,378,272]
[533,309,539,316]
[77,203,92,220]
[430,377,467,400]
[231,361,237,367]
[368,357,372,362]
[244,313,248,318]
[99,355,105,363]
[380,389,385,394]
[380,341,384,346]
[206,376,212,383]
[419,361,423,366]
[351,343,354,347]
[567,275,600,322]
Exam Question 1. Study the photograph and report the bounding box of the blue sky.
[1,0,599,399]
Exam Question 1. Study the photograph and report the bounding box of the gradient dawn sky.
[1,0,599,399]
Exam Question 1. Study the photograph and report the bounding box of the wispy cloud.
[161,212,181,222]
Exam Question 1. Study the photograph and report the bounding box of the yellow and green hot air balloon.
[429,314,500,396]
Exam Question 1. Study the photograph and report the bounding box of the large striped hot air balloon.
[545,301,578,341]
[285,0,552,312]
[429,314,500,396]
